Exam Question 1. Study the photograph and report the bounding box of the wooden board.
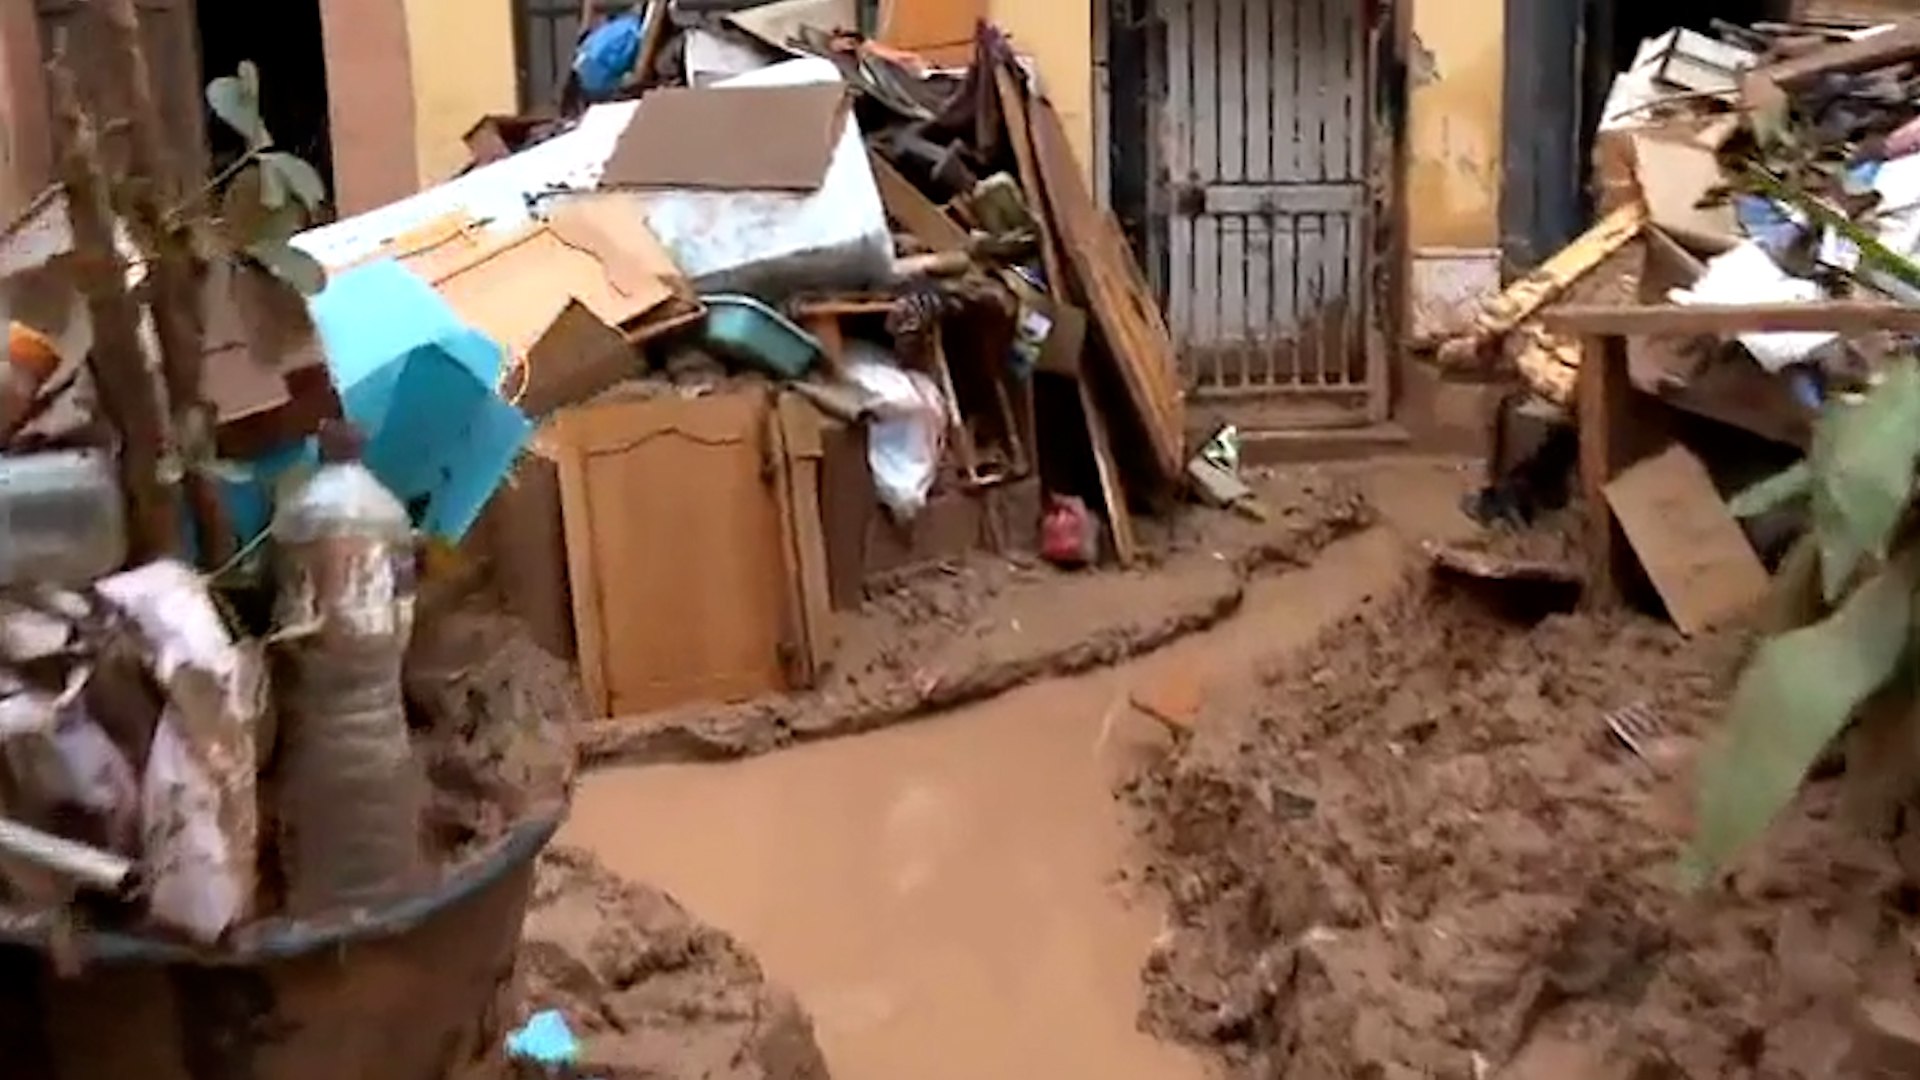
[772,392,836,686]
[868,150,970,253]
[553,388,798,718]
[1029,94,1186,485]
[991,62,1065,300]
[1543,301,1920,336]
[1603,444,1770,635]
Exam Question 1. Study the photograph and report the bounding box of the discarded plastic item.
[506,1009,582,1067]
[846,346,947,518]
[1201,425,1241,473]
[598,57,892,298]
[574,10,646,98]
[310,259,533,541]
[1,322,62,442]
[96,560,263,943]
[0,816,134,894]
[1041,494,1100,568]
[700,294,824,378]
[273,421,425,917]
[1733,194,1802,259]
[1670,242,1835,372]
[0,450,128,587]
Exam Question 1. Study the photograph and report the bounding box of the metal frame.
[1115,0,1402,431]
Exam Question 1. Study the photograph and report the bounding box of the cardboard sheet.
[1604,444,1770,635]
[600,83,848,192]
[423,199,682,364]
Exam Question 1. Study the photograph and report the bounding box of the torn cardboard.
[1631,135,1738,254]
[600,83,848,192]
[422,199,682,366]
[1604,444,1770,635]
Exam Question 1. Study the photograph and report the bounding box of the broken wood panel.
[992,63,1065,300]
[1604,444,1770,635]
[1031,94,1187,485]
[869,150,969,253]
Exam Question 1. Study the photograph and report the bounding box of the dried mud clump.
[513,847,833,1080]
[1131,578,1920,1079]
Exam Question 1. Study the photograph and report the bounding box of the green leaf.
[245,239,327,296]
[1807,359,1920,600]
[1728,462,1813,519]
[259,152,326,213]
[206,61,270,149]
[1687,552,1917,884]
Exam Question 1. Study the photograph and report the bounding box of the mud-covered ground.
[507,847,832,1080]
[1130,575,1920,1079]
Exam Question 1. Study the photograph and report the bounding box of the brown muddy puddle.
[563,528,1421,1080]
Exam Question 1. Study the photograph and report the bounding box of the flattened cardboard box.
[600,83,848,192]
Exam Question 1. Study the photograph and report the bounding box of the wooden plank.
[1747,16,1920,90]
[1604,444,1771,635]
[992,62,1066,300]
[1543,301,1920,336]
[772,393,836,687]
[553,425,610,716]
[1081,374,1140,566]
[1435,200,1647,366]
[868,150,970,253]
[1031,94,1187,484]
[1577,336,1630,607]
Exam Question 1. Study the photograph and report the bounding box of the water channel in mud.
[563,461,1482,1078]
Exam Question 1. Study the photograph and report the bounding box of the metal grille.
[1151,0,1383,426]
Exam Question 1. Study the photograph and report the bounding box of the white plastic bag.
[846,347,949,519]
[1670,242,1834,372]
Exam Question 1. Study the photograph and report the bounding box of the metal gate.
[1150,0,1387,429]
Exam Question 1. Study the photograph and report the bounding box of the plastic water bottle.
[272,420,424,915]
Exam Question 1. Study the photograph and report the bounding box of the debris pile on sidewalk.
[1431,15,1920,631]
[286,11,1188,722]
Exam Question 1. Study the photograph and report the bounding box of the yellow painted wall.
[991,0,1095,180]
[403,0,521,186]
[1406,0,1503,249]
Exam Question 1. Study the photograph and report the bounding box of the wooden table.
[1540,301,1920,603]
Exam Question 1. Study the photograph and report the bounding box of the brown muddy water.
[563,471,1469,1079]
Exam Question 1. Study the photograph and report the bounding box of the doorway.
[1112,0,1397,433]
[196,0,334,198]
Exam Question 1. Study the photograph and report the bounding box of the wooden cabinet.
[551,387,832,719]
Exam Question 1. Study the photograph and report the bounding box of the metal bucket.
[0,812,561,1080]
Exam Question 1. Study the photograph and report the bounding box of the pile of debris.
[1427,15,1920,630]
[1441,16,1920,419]
[289,9,1192,724]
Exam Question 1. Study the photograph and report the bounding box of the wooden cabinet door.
[554,388,796,719]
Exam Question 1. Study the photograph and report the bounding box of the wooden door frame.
[1104,0,1410,428]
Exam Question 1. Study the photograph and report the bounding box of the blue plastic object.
[308,259,532,541]
[507,1009,582,1067]
[700,294,826,379]
[574,11,645,99]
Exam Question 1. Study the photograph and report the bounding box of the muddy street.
[559,463,1471,1079]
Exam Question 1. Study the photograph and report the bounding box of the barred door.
[1151,0,1388,429]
